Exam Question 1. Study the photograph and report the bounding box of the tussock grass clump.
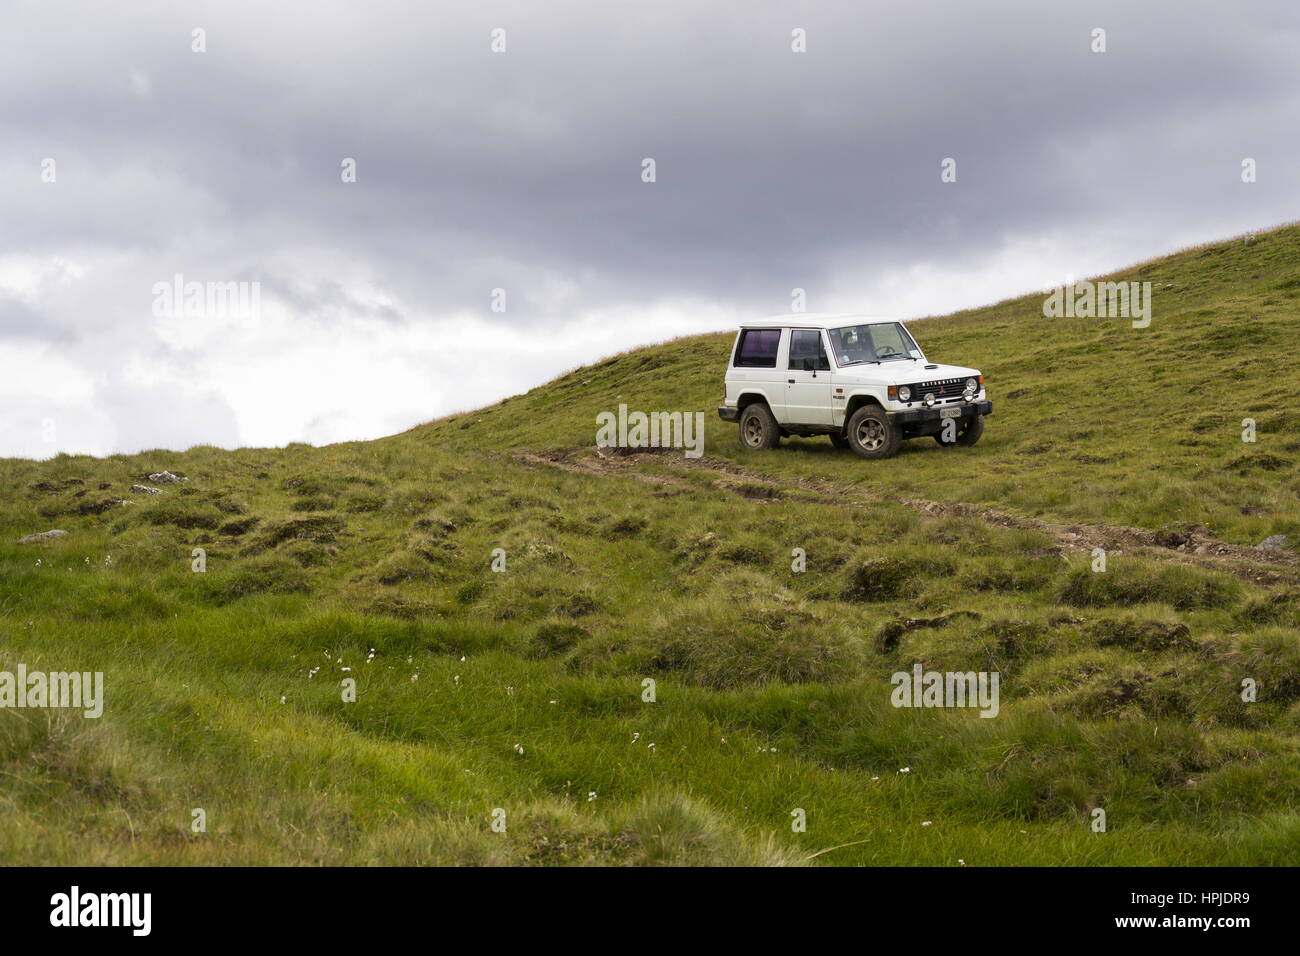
[1224,452,1290,473]
[200,556,311,604]
[283,541,334,567]
[247,515,345,553]
[718,540,770,566]
[1210,628,1300,704]
[218,516,259,536]
[371,552,437,586]
[370,791,800,866]
[606,515,647,538]
[875,610,981,653]
[1059,668,1193,720]
[628,576,858,688]
[979,714,1210,820]
[1234,591,1300,628]
[454,577,490,605]
[134,497,224,530]
[960,555,1062,593]
[0,710,158,811]
[671,530,720,565]
[1088,615,1196,652]
[530,620,587,658]
[841,556,952,602]
[1058,562,1240,610]
[343,492,386,513]
[38,495,130,518]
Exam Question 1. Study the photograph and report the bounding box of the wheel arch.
[736,391,774,413]
[843,393,885,429]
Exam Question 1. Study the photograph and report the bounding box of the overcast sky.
[2,0,1297,457]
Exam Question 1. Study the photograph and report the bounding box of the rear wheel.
[738,403,781,450]
[846,405,901,459]
[933,414,984,448]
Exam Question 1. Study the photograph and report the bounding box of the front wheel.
[933,414,984,448]
[846,405,901,459]
[738,403,781,450]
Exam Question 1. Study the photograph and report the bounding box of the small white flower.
[898,767,911,774]
[921,821,932,826]
[631,732,640,744]
[587,791,597,802]
[514,743,524,755]
[279,696,286,704]
[958,859,966,866]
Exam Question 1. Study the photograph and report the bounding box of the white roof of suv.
[740,313,900,330]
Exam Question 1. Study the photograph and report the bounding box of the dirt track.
[514,447,1300,586]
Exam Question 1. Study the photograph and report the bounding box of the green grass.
[1,224,1299,865]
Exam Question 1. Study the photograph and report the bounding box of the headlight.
[965,378,977,391]
[897,386,911,402]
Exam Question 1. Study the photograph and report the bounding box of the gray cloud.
[1,0,1297,455]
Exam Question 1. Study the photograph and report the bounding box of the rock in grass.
[146,471,187,484]
[17,529,67,544]
[130,484,163,495]
[1258,534,1288,550]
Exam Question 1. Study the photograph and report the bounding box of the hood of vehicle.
[833,362,980,385]
[897,362,980,384]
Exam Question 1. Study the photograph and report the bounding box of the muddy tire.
[829,433,851,451]
[846,405,901,459]
[934,414,984,448]
[738,403,781,450]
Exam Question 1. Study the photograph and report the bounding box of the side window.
[734,328,781,368]
[788,329,830,371]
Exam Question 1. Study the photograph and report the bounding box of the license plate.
[939,407,962,419]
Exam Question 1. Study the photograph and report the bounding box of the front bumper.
[717,406,739,422]
[891,400,992,424]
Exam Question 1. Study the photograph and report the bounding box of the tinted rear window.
[734,328,781,368]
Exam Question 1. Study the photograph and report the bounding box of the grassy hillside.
[1,225,1299,865]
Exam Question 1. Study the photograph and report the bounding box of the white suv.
[717,314,992,459]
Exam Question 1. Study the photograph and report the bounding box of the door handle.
[787,379,795,384]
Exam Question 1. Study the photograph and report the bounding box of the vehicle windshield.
[826,322,922,366]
